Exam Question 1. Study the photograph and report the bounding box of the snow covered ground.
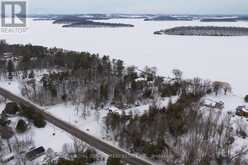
[0,102,74,164]
[0,80,176,164]
[0,101,109,164]
[2,78,248,164]
[204,93,248,154]
[0,80,23,96]
[46,103,109,141]
[206,94,248,113]
[0,69,59,97]
[43,96,178,148]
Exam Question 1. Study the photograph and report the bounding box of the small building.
[25,146,45,161]
[202,99,224,110]
[236,106,248,117]
[215,101,224,109]
[3,52,14,58]
[135,77,146,82]
[106,108,113,113]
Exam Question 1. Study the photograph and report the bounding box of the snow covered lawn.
[206,94,248,113]
[44,96,178,146]
[46,104,108,140]
[204,94,248,155]
[0,80,22,96]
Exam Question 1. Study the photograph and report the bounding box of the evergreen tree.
[115,60,124,78]
[28,70,35,79]
[106,156,124,165]
[100,82,108,102]
[7,60,14,80]
[16,119,28,133]
[245,95,248,102]
[22,69,28,79]
[33,113,47,128]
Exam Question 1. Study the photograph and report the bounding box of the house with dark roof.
[25,146,45,161]
[1,153,15,163]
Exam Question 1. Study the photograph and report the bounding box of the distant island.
[52,16,134,28]
[200,16,248,22]
[144,15,193,21]
[32,14,148,21]
[53,16,109,24]
[154,26,248,36]
[62,21,134,28]
[200,18,237,22]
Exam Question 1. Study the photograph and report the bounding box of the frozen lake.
[1,18,248,96]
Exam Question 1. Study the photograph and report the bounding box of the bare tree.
[172,69,183,81]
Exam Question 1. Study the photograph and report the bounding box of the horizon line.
[28,13,248,16]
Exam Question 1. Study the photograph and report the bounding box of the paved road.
[0,87,153,165]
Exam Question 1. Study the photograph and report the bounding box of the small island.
[200,16,248,22]
[53,16,134,28]
[200,18,237,22]
[144,15,193,21]
[62,21,134,28]
[154,26,248,36]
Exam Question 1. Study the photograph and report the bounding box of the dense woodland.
[0,42,191,108]
[154,26,248,36]
[104,76,242,164]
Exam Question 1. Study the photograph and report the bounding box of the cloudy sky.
[27,0,248,15]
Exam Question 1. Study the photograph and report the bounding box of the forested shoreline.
[0,42,182,108]
[154,26,248,36]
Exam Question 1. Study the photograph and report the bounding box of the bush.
[166,102,186,136]
[237,128,247,139]
[107,156,124,165]
[84,148,97,163]
[57,159,84,165]
[19,105,46,128]
[143,89,152,99]
[245,95,248,102]
[16,119,28,133]
[160,83,179,97]
[19,105,35,119]
[143,143,163,158]
[4,102,20,114]
[1,127,14,139]
[33,114,46,128]
[57,148,97,165]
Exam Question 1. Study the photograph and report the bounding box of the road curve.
[0,87,153,165]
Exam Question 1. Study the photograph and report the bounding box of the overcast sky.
[27,0,248,15]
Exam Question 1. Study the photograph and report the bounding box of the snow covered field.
[204,93,248,155]
[0,81,22,96]
[45,96,178,144]
[1,18,248,97]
